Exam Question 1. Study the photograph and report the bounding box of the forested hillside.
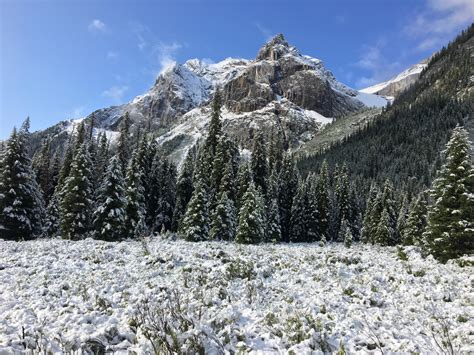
[298,25,473,195]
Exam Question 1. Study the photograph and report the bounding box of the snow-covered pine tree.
[348,186,363,240]
[268,126,284,174]
[343,220,353,248]
[236,161,253,210]
[180,179,210,242]
[315,160,330,239]
[57,136,75,188]
[44,193,60,238]
[155,159,177,232]
[374,207,394,246]
[335,163,350,223]
[171,148,195,232]
[219,159,237,203]
[380,179,399,245]
[423,126,474,262]
[266,169,281,242]
[361,184,379,243]
[117,112,131,172]
[93,155,127,241]
[279,154,298,242]
[290,179,308,243]
[209,191,236,241]
[251,131,269,195]
[124,147,146,237]
[235,181,265,244]
[396,194,409,243]
[32,137,53,204]
[403,192,428,246]
[205,89,222,157]
[96,132,109,181]
[0,125,44,240]
[59,142,93,240]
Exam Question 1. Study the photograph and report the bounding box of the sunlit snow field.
[0,238,472,354]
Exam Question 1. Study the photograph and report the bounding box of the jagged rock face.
[223,34,362,117]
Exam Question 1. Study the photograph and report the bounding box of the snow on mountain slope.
[360,61,428,97]
[38,34,389,166]
[0,238,471,353]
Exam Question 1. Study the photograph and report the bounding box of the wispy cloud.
[152,42,183,74]
[101,85,128,104]
[131,22,150,51]
[404,0,474,51]
[254,22,274,41]
[88,19,106,33]
[107,51,119,60]
[354,39,401,88]
[69,106,85,119]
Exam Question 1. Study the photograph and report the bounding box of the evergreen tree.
[93,156,127,241]
[44,194,60,238]
[180,179,210,242]
[343,220,353,248]
[209,191,236,241]
[423,127,474,262]
[403,192,428,246]
[266,169,281,242]
[361,184,380,243]
[396,194,409,242]
[219,159,237,203]
[0,126,44,240]
[32,137,53,203]
[171,149,195,231]
[289,180,307,243]
[117,112,131,172]
[59,143,93,240]
[57,137,75,188]
[251,131,269,195]
[374,207,394,246]
[155,159,177,232]
[380,179,399,245]
[205,89,223,156]
[268,126,284,174]
[315,160,330,238]
[235,182,265,244]
[124,148,146,237]
[279,154,298,242]
[236,161,253,209]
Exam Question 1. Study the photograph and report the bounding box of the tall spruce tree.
[171,149,195,231]
[236,161,253,209]
[316,160,330,238]
[117,112,131,172]
[180,179,210,242]
[251,131,269,195]
[205,89,223,156]
[59,142,93,240]
[209,191,236,241]
[124,148,146,237]
[279,154,298,242]
[361,184,380,243]
[93,156,127,241]
[266,169,282,242]
[0,126,44,240]
[403,192,428,246]
[423,127,474,262]
[235,182,265,244]
[32,137,53,203]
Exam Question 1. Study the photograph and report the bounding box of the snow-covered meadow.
[0,238,472,354]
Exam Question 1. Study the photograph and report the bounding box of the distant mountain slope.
[30,34,386,164]
[298,25,474,194]
[360,59,429,99]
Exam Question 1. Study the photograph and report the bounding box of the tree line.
[0,89,472,263]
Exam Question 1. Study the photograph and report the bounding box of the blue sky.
[1,0,473,139]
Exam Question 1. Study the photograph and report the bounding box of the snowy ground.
[0,238,472,354]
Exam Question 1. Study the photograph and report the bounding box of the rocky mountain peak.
[256,33,293,61]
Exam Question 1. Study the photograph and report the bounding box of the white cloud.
[131,22,150,51]
[404,0,474,51]
[151,42,183,75]
[354,40,401,89]
[88,19,106,33]
[254,22,274,41]
[101,85,128,103]
[107,51,119,60]
[69,106,85,119]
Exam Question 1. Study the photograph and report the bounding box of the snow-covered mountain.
[360,59,429,99]
[39,34,388,165]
